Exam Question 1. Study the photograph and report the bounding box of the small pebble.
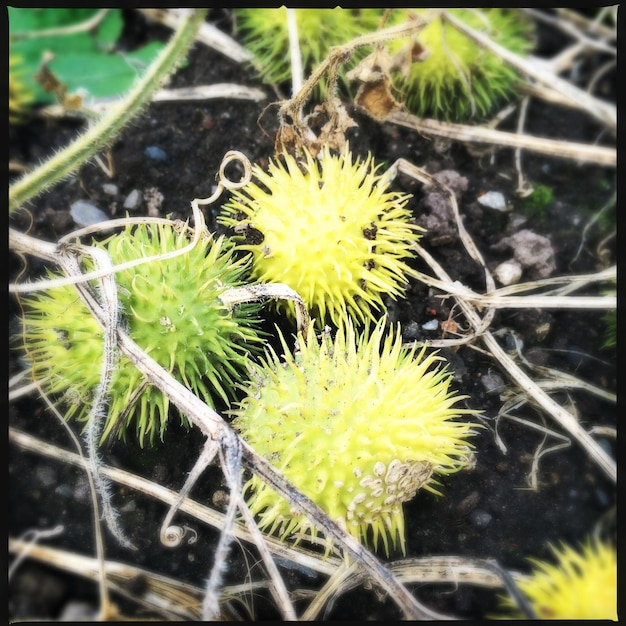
[54,484,73,498]
[120,499,138,513]
[101,183,118,196]
[470,509,493,528]
[494,259,523,286]
[480,372,505,394]
[421,319,439,331]
[477,191,508,211]
[70,200,109,227]
[123,188,142,211]
[402,321,421,341]
[144,145,167,161]
[35,465,56,487]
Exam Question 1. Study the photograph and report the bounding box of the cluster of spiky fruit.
[20,223,265,445]
[234,8,534,121]
[495,539,616,619]
[232,318,477,555]
[219,145,423,328]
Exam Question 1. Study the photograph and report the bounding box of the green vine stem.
[9,8,208,214]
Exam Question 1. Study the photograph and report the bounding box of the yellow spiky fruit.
[232,318,478,556]
[496,539,617,619]
[219,145,423,328]
[9,52,33,124]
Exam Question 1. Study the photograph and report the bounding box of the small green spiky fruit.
[496,539,617,619]
[234,7,382,95]
[232,319,477,556]
[386,8,534,120]
[20,223,265,445]
[219,146,423,327]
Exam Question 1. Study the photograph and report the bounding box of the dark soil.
[8,9,617,621]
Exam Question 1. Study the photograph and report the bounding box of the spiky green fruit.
[20,223,265,445]
[219,146,423,327]
[234,8,533,120]
[234,7,382,95]
[496,539,617,619]
[385,8,535,120]
[232,319,477,556]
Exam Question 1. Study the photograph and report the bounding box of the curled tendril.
[195,150,252,206]
[160,524,198,548]
[219,150,252,190]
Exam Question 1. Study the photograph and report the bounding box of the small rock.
[480,372,505,394]
[70,200,109,227]
[144,187,165,217]
[43,208,73,232]
[35,465,56,487]
[421,319,439,331]
[494,259,523,286]
[102,183,118,196]
[120,498,138,513]
[417,170,469,246]
[477,190,508,211]
[123,188,142,211]
[402,321,421,341]
[144,145,167,161]
[54,484,73,498]
[492,229,556,279]
[431,169,469,198]
[470,509,493,528]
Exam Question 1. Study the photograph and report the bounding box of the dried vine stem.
[302,556,536,620]
[386,8,616,167]
[407,267,616,311]
[387,111,615,167]
[417,242,615,484]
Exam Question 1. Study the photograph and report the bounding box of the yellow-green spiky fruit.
[232,318,477,556]
[219,146,423,328]
[386,8,534,120]
[9,52,33,124]
[495,539,617,619]
[20,223,265,446]
[234,7,383,95]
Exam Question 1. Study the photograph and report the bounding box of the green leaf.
[47,43,164,100]
[9,8,101,33]
[9,8,164,104]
